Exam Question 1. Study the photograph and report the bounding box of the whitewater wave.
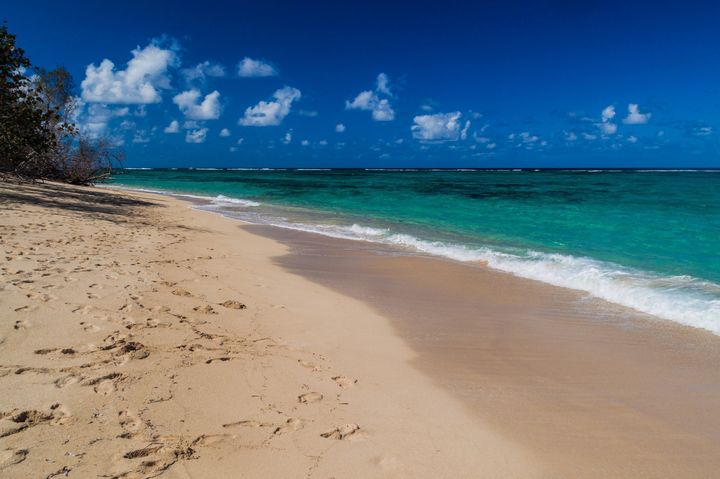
[210,195,261,207]
[105,185,261,208]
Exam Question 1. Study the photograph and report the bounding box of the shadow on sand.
[0,181,161,220]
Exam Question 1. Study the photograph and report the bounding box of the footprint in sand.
[120,437,196,477]
[193,304,216,314]
[118,410,142,438]
[220,300,246,310]
[172,288,193,297]
[82,372,125,395]
[332,376,358,388]
[81,322,101,332]
[273,417,302,435]
[71,305,93,315]
[0,406,65,438]
[193,434,234,447]
[298,360,321,371]
[54,374,81,389]
[113,341,150,361]
[0,448,28,470]
[298,392,323,404]
[321,423,361,440]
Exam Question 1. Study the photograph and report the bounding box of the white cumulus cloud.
[173,89,222,120]
[345,73,395,121]
[219,128,231,137]
[623,103,651,124]
[185,128,208,144]
[335,123,346,133]
[411,112,470,142]
[600,122,618,135]
[601,105,616,122]
[164,120,180,133]
[237,57,278,77]
[81,41,177,104]
[239,86,301,126]
[599,104,618,135]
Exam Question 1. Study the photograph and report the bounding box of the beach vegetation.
[0,21,121,185]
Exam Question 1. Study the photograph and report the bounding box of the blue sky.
[6,0,720,167]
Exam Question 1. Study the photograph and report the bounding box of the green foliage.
[0,21,53,174]
[0,21,121,184]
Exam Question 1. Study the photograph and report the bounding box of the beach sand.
[0,181,536,478]
[1,181,719,478]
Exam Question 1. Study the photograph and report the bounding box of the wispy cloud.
[376,73,391,96]
[71,100,129,137]
[185,127,208,143]
[237,57,278,77]
[182,60,226,85]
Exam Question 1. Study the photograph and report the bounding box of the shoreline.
[105,181,720,337]
[2,181,719,477]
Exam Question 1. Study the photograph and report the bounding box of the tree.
[0,21,57,177]
[57,136,123,185]
[1,21,122,184]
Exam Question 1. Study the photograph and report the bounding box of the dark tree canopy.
[0,21,121,184]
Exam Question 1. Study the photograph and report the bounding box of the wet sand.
[261,225,720,478]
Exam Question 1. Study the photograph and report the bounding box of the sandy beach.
[2,181,719,478]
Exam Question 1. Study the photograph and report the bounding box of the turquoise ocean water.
[108,169,720,334]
